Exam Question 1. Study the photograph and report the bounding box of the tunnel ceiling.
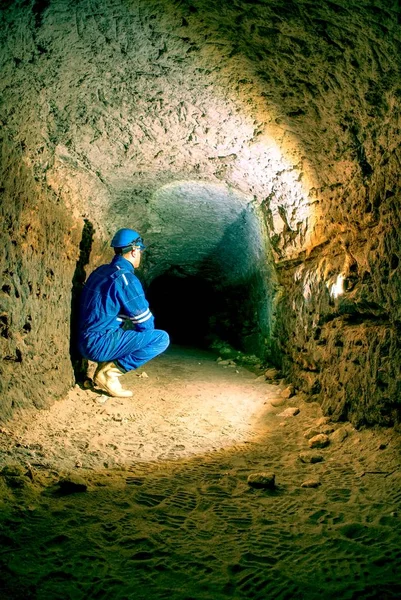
[2,0,400,261]
[142,181,267,282]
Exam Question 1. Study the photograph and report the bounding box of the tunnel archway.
[141,180,278,358]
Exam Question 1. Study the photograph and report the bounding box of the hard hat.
[110,228,145,250]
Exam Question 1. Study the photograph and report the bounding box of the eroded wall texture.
[1,0,400,425]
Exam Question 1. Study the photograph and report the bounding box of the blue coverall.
[78,255,169,372]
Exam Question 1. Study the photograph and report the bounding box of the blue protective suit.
[78,255,169,372]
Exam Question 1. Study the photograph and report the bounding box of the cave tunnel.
[147,270,265,351]
[142,180,274,355]
[1,0,401,425]
[1,0,401,595]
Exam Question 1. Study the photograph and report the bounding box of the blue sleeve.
[115,272,155,332]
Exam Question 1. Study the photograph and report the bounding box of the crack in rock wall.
[1,0,401,425]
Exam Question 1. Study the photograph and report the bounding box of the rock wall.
[277,126,401,426]
[1,0,401,425]
[0,135,80,417]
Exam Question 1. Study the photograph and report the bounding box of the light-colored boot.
[94,361,133,398]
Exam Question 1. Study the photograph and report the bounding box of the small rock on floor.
[270,397,286,407]
[301,479,321,488]
[264,368,280,380]
[277,407,300,417]
[255,375,266,382]
[247,472,275,489]
[320,425,335,435]
[304,428,321,440]
[330,427,348,443]
[281,385,295,399]
[316,417,331,426]
[58,475,88,494]
[299,452,324,464]
[308,434,330,449]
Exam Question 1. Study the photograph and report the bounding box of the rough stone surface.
[0,139,81,418]
[1,464,26,478]
[1,0,401,425]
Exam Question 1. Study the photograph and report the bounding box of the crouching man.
[78,228,169,397]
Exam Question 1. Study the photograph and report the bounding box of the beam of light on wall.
[226,135,317,261]
[329,273,345,299]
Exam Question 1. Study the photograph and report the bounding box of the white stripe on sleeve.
[135,311,153,324]
[118,309,152,323]
[132,308,150,322]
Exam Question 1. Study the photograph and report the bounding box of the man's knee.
[155,329,170,352]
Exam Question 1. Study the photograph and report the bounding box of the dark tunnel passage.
[147,273,217,347]
[146,270,265,352]
[70,219,95,382]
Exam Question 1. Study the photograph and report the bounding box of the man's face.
[132,247,142,268]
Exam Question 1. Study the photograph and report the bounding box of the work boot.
[94,361,133,398]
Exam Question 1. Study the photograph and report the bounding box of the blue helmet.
[110,228,145,250]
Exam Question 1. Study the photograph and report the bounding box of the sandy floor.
[1,346,401,599]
